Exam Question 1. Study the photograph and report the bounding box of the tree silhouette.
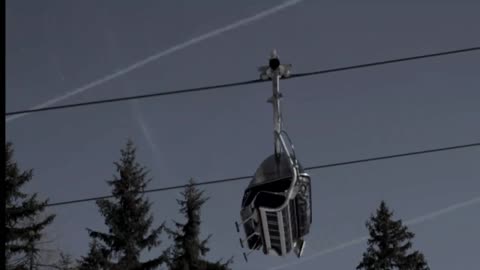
[357,201,429,270]
[166,179,232,270]
[5,142,55,270]
[83,140,167,269]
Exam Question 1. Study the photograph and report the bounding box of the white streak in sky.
[268,195,480,270]
[131,100,163,162]
[6,0,303,123]
[404,196,480,226]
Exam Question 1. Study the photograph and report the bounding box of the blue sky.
[6,1,480,269]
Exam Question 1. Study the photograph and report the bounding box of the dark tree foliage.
[84,140,167,270]
[5,142,56,270]
[357,201,430,270]
[77,239,110,270]
[56,252,76,270]
[166,179,232,270]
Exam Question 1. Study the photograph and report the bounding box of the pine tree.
[357,201,429,270]
[166,179,232,270]
[77,239,110,270]
[23,217,43,270]
[56,252,75,270]
[85,140,166,270]
[5,142,56,270]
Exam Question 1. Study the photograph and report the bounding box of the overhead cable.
[6,46,479,116]
[45,142,480,207]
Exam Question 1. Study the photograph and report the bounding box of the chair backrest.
[258,204,294,256]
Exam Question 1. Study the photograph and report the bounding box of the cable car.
[236,50,312,261]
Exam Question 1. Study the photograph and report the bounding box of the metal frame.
[238,50,311,261]
[260,49,292,159]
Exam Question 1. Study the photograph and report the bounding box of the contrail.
[6,0,303,123]
[268,195,480,270]
[131,100,163,162]
[132,104,157,150]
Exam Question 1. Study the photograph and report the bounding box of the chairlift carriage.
[236,50,312,261]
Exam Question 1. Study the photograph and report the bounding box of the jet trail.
[268,195,480,270]
[6,0,303,123]
[131,100,162,160]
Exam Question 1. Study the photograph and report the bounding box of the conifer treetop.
[357,200,429,270]
[84,139,167,270]
[166,179,232,270]
[5,142,56,269]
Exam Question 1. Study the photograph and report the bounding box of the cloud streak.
[6,0,303,123]
[130,100,163,163]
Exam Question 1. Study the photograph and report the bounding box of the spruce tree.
[357,201,429,270]
[23,217,43,270]
[56,252,75,270]
[85,140,166,270]
[5,142,56,270]
[77,239,110,270]
[166,179,232,270]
